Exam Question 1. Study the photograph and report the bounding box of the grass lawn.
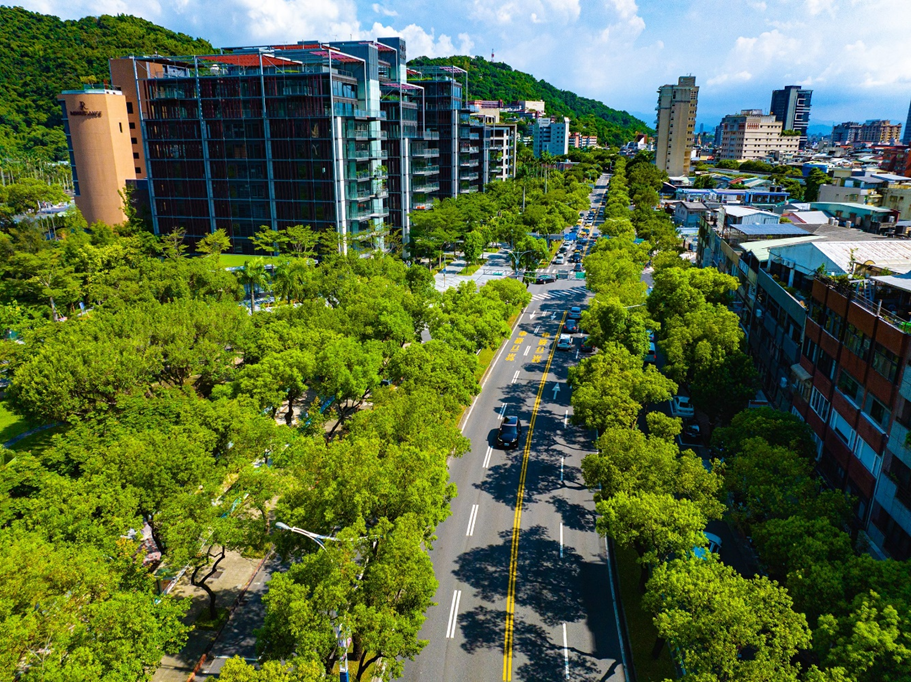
[0,400,43,444]
[615,545,675,681]
[218,254,283,269]
[461,262,482,276]
[8,425,68,456]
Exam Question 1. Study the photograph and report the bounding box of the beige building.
[655,76,698,176]
[58,87,137,226]
[717,109,800,161]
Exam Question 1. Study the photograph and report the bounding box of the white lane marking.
[524,346,530,357]
[551,312,556,319]
[604,539,630,673]
[534,325,540,334]
[483,446,493,468]
[466,504,479,536]
[500,403,508,417]
[561,457,564,482]
[563,623,569,678]
[512,370,520,384]
[530,311,536,319]
[560,523,564,558]
[446,590,462,639]
[564,411,568,427]
[575,349,579,360]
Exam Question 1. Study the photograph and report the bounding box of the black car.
[571,254,582,263]
[565,319,580,333]
[574,263,583,272]
[497,416,521,449]
[536,274,556,284]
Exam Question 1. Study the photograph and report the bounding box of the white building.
[533,116,570,158]
[717,109,801,161]
[655,76,698,176]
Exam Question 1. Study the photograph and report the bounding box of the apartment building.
[833,120,903,145]
[716,110,801,162]
[61,40,514,254]
[770,85,812,147]
[532,116,569,157]
[569,132,598,149]
[655,76,698,176]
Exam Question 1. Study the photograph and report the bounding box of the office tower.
[717,109,801,161]
[902,99,911,145]
[655,76,698,176]
[532,116,569,157]
[770,85,812,147]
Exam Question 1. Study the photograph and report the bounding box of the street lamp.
[274,522,351,682]
[507,249,541,278]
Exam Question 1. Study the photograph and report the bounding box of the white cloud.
[371,3,397,17]
[369,22,474,57]
[706,70,753,87]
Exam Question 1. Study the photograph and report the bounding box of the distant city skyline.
[21,0,911,129]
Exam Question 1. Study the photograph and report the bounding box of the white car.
[670,395,695,419]
[554,255,565,265]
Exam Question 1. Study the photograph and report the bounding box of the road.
[402,175,630,682]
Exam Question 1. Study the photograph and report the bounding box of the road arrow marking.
[552,383,560,400]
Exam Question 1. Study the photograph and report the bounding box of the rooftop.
[730,223,811,237]
[724,206,777,218]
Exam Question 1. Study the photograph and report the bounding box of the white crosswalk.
[531,286,588,302]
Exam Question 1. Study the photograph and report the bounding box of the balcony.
[346,129,370,139]
[413,164,439,175]
[411,147,440,158]
[354,109,387,120]
[412,181,440,193]
[411,201,434,210]
[460,159,479,167]
[422,130,440,140]
[461,172,479,181]
[460,145,480,153]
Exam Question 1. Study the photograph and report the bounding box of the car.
[678,420,701,446]
[496,416,522,449]
[554,255,565,265]
[647,329,656,343]
[559,246,568,254]
[644,341,657,364]
[565,319,580,334]
[557,333,574,351]
[670,395,695,419]
[536,273,556,284]
[693,531,723,560]
[568,306,582,320]
[581,337,596,353]
[573,263,583,272]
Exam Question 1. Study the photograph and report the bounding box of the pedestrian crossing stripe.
[530,286,588,301]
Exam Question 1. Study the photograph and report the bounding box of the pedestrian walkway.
[530,285,588,302]
[153,550,263,682]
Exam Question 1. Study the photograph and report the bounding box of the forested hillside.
[411,55,651,146]
[0,6,213,162]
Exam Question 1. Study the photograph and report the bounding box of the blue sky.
[24,0,911,131]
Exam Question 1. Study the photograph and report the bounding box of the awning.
[790,363,812,383]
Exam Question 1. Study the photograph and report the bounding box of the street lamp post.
[274,522,351,682]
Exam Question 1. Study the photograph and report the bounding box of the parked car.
[565,319,580,334]
[670,395,695,419]
[557,333,574,351]
[644,341,657,364]
[536,273,557,284]
[496,416,522,449]
[568,306,583,320]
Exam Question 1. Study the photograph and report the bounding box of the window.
[131,137,138,145]
[807,299,825,324]
[817,351,836,380]
[129,121,136,129]
[844,324,871,359]
[803,337,819,364]
[135,167,142,174]
[126,101,134,114]
[853,436,882,478]
[824,310,844,339]
[133,152,140,159]
[118,122,123,133]
[837,369,863,405]
[863,392,891,431]
[872,343,899,382]
[810,387,831,421]
[829,409,856,448]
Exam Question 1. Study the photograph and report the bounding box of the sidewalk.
[433,250,515,292]
[153,550,263,682]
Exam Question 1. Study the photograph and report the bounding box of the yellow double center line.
[502,311,567,680]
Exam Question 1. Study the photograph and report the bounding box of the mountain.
[0,7,213,162]
[410,55,652,146]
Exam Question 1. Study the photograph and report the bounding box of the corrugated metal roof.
[741,236,824,261]
[815,241,911,273]
[731,223,811,236]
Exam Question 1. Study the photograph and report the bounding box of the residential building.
[486,123,518,181]
[903,99,911,146]
[569,132,598,149]
[832,122,863,145]
[770,85,812,147]
[674,201,708,228]
[881,146,911,178]
[717,110,801,162]
[655,76,698,176]
[532,116,569,157]
[58,86,137,226]
[859,120,903,144]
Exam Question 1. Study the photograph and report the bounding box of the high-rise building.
[834,120,903,145]
[902,99,911,146]
[717,109,801,161]
[532,116,569,157]
[655,76,698,177]
[770,85,812,147]
[61,41,514,254]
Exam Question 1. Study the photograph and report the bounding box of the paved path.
[402,175,629,682]
[433,251,516,293]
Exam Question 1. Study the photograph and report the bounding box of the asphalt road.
[402,176,629,682]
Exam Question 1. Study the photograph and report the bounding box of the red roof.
[308,50,362,64]
[201,54,298,68]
